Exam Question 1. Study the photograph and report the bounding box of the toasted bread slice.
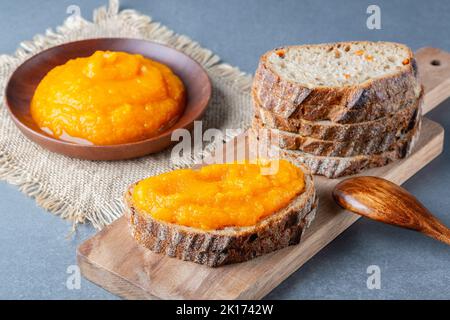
[253,41,421,122]
[252,98,421,157]
[253,87,423,141]
[250,119,421,178]
[124,163,317,267]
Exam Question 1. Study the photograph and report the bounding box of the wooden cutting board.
[77,47,450,300]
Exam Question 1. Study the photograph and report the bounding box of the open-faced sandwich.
[124,160,317,267]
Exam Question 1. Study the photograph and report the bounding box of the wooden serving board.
[77,48,450,300]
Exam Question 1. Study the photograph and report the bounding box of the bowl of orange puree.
[4,38,211,160]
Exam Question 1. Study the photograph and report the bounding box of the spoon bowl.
[333,176,450,245]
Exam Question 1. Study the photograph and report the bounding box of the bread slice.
[253,41,421,122]
[124,163,317,267]
[249,119,421,178]
[252,99,421,157]
[253,87,423,141]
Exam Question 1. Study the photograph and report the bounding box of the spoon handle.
[423,220,450,245]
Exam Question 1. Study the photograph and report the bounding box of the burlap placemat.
[0,0,252,229]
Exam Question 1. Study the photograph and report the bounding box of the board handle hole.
[430,59,441,66]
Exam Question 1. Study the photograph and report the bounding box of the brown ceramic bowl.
[4,38,211,160]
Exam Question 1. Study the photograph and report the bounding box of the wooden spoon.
[332,176,450,245]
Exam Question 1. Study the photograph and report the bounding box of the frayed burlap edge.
[0,0,253,230]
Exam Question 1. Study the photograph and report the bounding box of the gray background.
[0,0,449,299]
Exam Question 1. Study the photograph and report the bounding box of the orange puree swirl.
[132,160,305,230]
[31,51,185,145]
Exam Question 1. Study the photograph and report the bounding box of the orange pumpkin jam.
[31,51,185,145]
[132,160,305,230]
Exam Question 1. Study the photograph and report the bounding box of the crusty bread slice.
[124,163,317,267]
[253,41,421,122]
[249,119,421,178]
[252,99,421,157]
[253,87,423,141]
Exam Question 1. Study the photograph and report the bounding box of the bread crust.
[253,87,423,142]
[250,118,421,178]
[252,98,421,157]
[124,163,317,267]
[253,42,420,122]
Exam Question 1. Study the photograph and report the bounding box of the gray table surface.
[0,0,449,300]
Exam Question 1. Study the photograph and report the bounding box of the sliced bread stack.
[250,41,423,178]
